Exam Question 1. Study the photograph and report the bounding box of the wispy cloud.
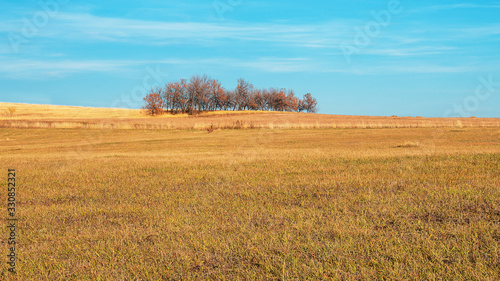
[0,55,483,80]
[2,11,498,57]
[1,12,354,47]
[362,46,458,57]
[325,63,480,75]
[452,24,500,38]
[0,59,141,79]
[238,57,324,73]
[367,64,476,74]
[2,9,498,80]
[409,3,500,13]
[0,57,328,79]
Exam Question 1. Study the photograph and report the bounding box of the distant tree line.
[143,75,318,115]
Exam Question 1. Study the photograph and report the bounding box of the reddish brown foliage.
[142,89,165,115]
[145,75,318,115]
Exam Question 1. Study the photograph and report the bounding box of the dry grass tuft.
[207,124,215,133]
[7,107,16,117]
[397,141,420,148]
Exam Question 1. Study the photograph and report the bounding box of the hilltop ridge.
[1,102,499,130]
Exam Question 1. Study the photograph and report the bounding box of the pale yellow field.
[1,102,499,130]
[0,102,270,120]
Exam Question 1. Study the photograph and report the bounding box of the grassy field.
[2,102,500,130]
[0,103,499,279]
[0,122,499,280]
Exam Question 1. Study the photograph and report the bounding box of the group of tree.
[143,75,318,115]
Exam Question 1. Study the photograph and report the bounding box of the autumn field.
[2,102,500,130]
[0,104,499,279]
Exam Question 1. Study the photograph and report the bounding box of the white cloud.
[1,12,354,47]
[0,57,327,79]
[2,10,498,60]
[0,59,141,79]
[0,54,490,81]
[341,63,485,75]
[452,24,500,37]
[1,11,498,78]
[409,4,500,13]
[363,46,458,57]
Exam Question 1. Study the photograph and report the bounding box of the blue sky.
[1,0,499,117]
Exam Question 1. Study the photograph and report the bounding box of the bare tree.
[302,93,318,113]
[142,88,165,115]
[187,75,210,114]
[235,78,252,110]
[208,79,225,111]
[144,74,319,114]
[286,89,299,112]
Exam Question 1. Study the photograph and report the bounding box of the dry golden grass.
[1,102,499,130]
[0,125,499,279]
[0,102,145,119]
[397,141,420,148]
